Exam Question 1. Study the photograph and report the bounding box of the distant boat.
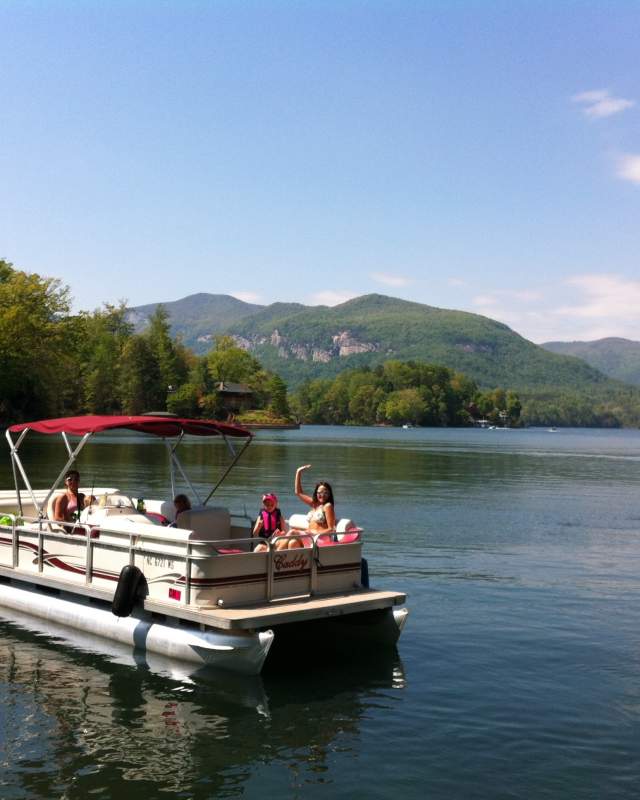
[402,423,413,429]
[548,427,557,432]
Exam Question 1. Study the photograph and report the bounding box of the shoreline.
[239,422,300,430]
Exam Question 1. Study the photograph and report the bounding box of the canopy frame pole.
[165,432,185,501]
[61,431,74,458]
[202,435,252,506]
[10,447,22,517]
[222,434,236,458]
[5,428,32,513]
[168,438,202,506]
[41,432,93,517]
[165,439,176,500]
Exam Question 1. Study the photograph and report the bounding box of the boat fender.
[112,565,147,618]
[360,558,369,589]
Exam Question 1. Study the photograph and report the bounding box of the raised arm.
[295,464,314,507]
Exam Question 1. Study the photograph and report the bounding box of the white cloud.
[572,88,635,118]
[472,293,498,307]
[308,290,359,306]
[231,291,262,304]
[447,277,467,287]
[559,273,640,320]
[470,273,640,342]
[370,271,410,287]
[616,154,640,184]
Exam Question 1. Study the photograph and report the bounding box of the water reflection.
[0,612,405,799]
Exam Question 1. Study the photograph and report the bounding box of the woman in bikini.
[293,464,336,539]
[53,470,95,524]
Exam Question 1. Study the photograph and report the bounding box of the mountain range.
[128,293,635,394]
[542,338,640,387]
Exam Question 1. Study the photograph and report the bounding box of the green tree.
[381,361,416,391]
[506,391,522,424]
[0,260,74,421]
[118,336,164,414]
[80,303,133,413]
[382,388,427,426]
[167,383,200,417]
[145,305,188,400]
[348,385,385,425]
[207,336,262,384]
[266,374,290,418]
[289,378,333,423]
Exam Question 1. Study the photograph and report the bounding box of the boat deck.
[189,589,406,629]
[0,563,405,631]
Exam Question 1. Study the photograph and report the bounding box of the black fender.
[360,557,370,589]
[112,565,147,617]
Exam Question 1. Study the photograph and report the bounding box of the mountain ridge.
[542,337,640,386]
[128,292,626,394]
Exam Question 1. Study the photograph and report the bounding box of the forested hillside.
[130,292,617,395]
[227,294,615,393]
[543,338,640,387]
[0,261,288,424]
[128,293,264,349]
[4,260,640,428]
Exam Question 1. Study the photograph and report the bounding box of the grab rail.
[0,517,362,607]
[0,516,225,608]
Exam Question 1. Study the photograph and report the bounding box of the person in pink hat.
[252,492,285,551]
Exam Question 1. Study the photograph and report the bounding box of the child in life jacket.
[253,492,285,551]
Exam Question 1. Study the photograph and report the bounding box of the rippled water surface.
[2,426,640,799]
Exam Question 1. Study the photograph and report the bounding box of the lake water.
[1,425,640,799]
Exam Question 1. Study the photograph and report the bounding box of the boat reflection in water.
[0,607,406,798]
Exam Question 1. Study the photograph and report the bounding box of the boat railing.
[0,513,216,605]
[0,515,362,607]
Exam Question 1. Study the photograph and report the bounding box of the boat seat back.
[158,499,177,522]
[287,513,309,530]
[46,491,65,524]
[177,506,231,540]
[287,514,361,540]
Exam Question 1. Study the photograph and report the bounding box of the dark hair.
[174,494,191,509]
[65,470,80,481]
[313,481,334,506]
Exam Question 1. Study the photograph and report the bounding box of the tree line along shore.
[1,259,639,428]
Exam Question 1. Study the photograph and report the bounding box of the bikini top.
[64,493,84,520]
[307,506,327,525]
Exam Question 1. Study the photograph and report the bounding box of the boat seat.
[45,491,87,534]
[287,513,308,530]
[286,514,361,544]
[45,491,65,529]
[158,499,177,522]
[176,506,231,540]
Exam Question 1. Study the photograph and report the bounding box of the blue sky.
[1,1,639,343]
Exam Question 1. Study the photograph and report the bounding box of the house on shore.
[216,382,254,419]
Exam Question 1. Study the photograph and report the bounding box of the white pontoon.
[0,415,407,674]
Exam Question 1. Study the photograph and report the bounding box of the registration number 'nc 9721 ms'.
[146,555,175,569]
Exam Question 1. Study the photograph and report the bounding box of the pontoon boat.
[0,416,408,674]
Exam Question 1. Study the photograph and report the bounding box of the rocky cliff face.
[231,329,380,362]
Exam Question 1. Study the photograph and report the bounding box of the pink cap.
[262,492,278,504]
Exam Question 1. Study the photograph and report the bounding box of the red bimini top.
[8,415,252,439]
